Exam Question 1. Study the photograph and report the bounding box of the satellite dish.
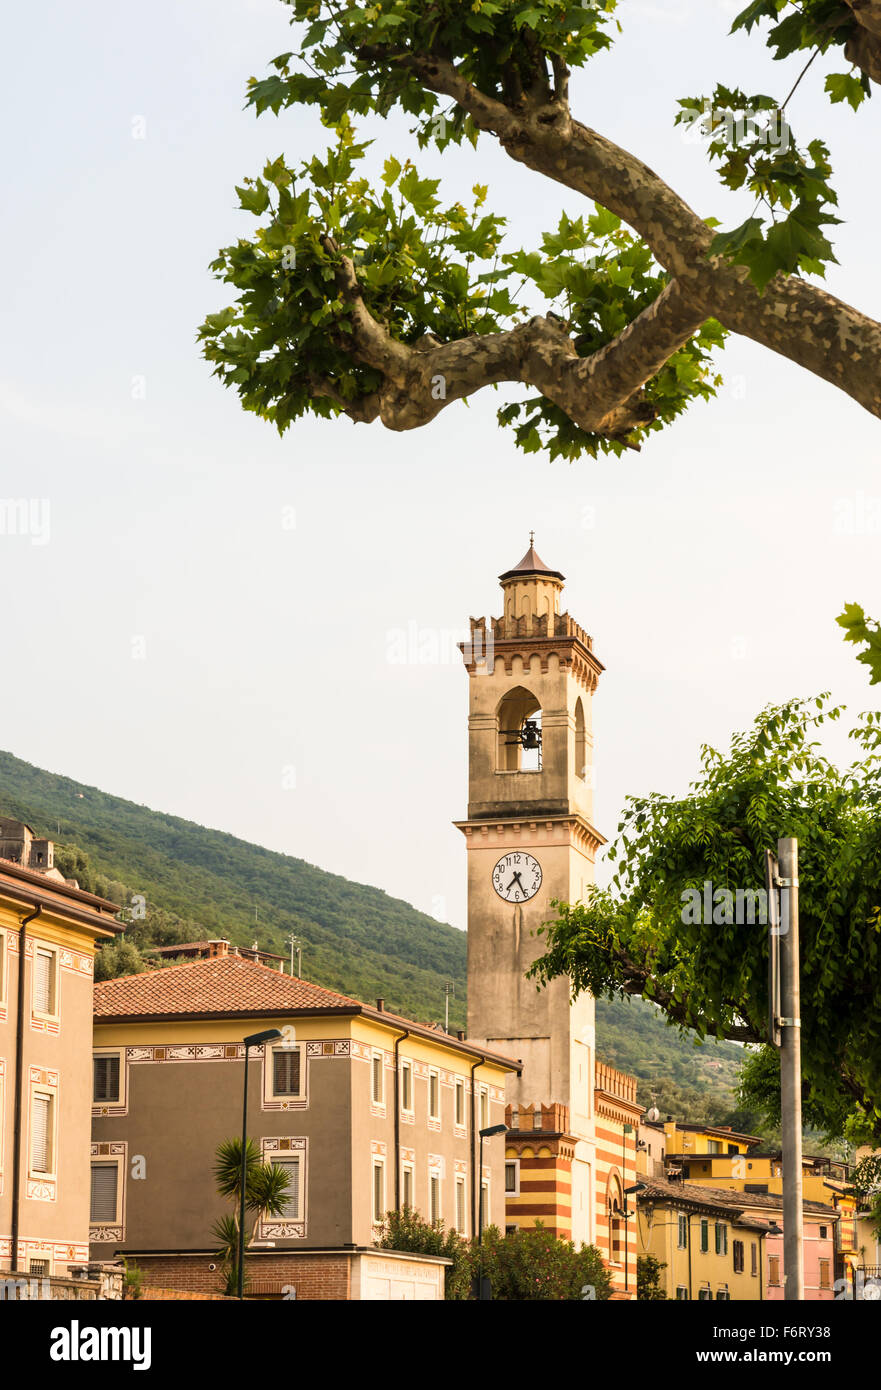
[646,1105,661,1122]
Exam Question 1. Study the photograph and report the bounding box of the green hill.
[0,748,745,1116]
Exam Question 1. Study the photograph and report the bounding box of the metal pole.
[478,1132,486,1300]
[237,1044,250,1300]
[778,836,804,1301]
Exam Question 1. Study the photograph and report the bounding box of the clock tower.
[456,540,607,1248]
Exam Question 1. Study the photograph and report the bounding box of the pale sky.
[2,0,879,930]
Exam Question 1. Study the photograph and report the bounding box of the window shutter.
[430,1174,440,1223]
[94,1056,120,1103]
[372,1055,383,1103]
[31,1095,50,1172]
[34,952,51,1013]
[373,1164,383,1222]
[456,1180,465,1233]
[273,1048,300,1096]
[275,1157,300,1219]
[402,1167,413,1210]
[90,1165,118,1222]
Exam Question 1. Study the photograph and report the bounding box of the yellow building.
[653,1119,857,1294]
[638,1178,773,1300]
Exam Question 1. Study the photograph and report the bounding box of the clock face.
[491,852,542,903]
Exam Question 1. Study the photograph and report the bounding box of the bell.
[521,721,541,750]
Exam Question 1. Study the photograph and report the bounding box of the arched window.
[496,687,542,772]
[574,698,587,781]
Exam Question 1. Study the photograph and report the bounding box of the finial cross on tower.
[528,529,535,548]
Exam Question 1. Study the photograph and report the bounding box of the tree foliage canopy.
[530,683,881,1144]
[200,0,881,459]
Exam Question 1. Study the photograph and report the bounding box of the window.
[402,1164,414,1211]
[372,1161,385,1225]
[90,1164,118,1223]
[0,928,6,1004]
[677,1213,689,1248]
[715,1222,728,1256]
[29,1260,49,1278]
[401,1061,413,1113]
[272,1047,302,1097]
[372,1053,384,1106]
[273,1156,301,1220]
[479,1087,489,1131]
[505,1160,519,1196]
[480,1179,489,1229]
[30,1092,53,1174]
[716,1288,730,1301]
[698,1287,713,1300]
[707,1140,721,1154]
[455,1177,466,1234]
[769,1255,781,1285]
[819,1258,831,1290]
[676,1286,689,1301]
[819,1224,827,1239]
[455,1078,465,1128]
[33,948,57,1015]
[733,1240,744,1273]
[93,1055,120,1104]
[700,1218,709,1252]
[430,1173,441,1225]
[751,1243,758,1277]
[429,1070,440,1121]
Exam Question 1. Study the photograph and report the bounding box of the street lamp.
[237,1028,283,1300]
[475,1123,508,1300]
[622,1181,646,1295]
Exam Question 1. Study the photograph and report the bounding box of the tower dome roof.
[498,536,565,583]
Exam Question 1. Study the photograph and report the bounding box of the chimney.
[376,998,384,1012]
[457,1030,465,1041]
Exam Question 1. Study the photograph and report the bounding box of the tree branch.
[369,48,881,423]
[319,241,708,439]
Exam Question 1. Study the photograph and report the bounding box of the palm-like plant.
[212,1137,291,1295]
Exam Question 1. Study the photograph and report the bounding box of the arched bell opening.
[496,687,542,772]
[574,697,587,782]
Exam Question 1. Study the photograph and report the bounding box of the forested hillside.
[1,748,748,1119]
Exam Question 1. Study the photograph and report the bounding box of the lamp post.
[237,1028,282,1300]
[476,1123,508,1300]
[622,1182,646,1295]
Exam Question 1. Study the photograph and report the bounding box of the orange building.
[0,821,122,1277]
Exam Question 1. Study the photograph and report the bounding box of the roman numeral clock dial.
[491,853,542,904]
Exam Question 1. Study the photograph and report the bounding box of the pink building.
[764,1210,839,1300]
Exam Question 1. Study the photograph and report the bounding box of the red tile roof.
[92,955,521,1071]
[93,954,361,1019]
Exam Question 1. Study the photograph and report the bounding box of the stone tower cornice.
[460,613,604,692]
